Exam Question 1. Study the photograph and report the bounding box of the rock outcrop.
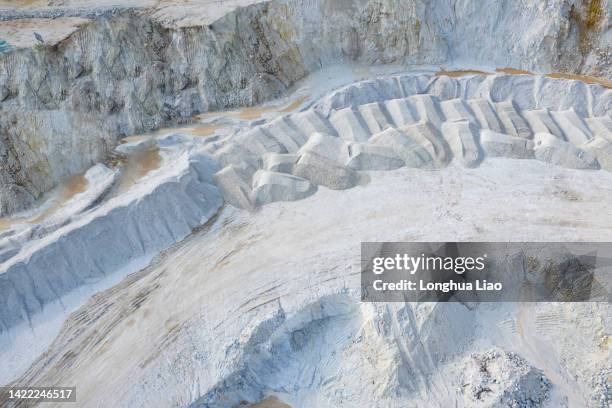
[1,0,611,215]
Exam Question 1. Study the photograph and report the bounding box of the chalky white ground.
[7,160,612,407]
[0,69,611,407]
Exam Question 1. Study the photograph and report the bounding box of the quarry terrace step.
[211,73,611,209]
[1,71,611,334]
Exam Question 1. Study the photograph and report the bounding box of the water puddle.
[114,148,162,195]
[0,172,88,230]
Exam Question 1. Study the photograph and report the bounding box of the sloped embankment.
[0,0,610,215]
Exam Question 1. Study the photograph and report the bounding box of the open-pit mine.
[0,0,611,407]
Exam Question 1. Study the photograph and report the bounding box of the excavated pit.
[0,1,611,407]
[1,0,611,216]
[2,70,611,332]
[0,68,611,408]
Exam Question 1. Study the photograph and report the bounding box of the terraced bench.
[211,73,612,208]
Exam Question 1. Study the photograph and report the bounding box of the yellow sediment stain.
[197,95,309,121]
[496,67,534,75]
[569,0,603,56]
[197,105,273,121]
[438,67,611,89]
[29,172,88,223]
[0,0,41,7]
[0,218,12,230]
[545,72,612,89]
[584,0,604,29]
[136,121,231,138]
[179,122,227,137]
[119,134,153,144]
[599,335,611,350]
[60,172,88,198]
[414,18,421,39]
[115,148,162,194]
[0,171,88,230]
[121,95,310,144]
[105,95,308,199]
[235,105,276,120]
[435,69,492,77]
[278,95,309,112]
